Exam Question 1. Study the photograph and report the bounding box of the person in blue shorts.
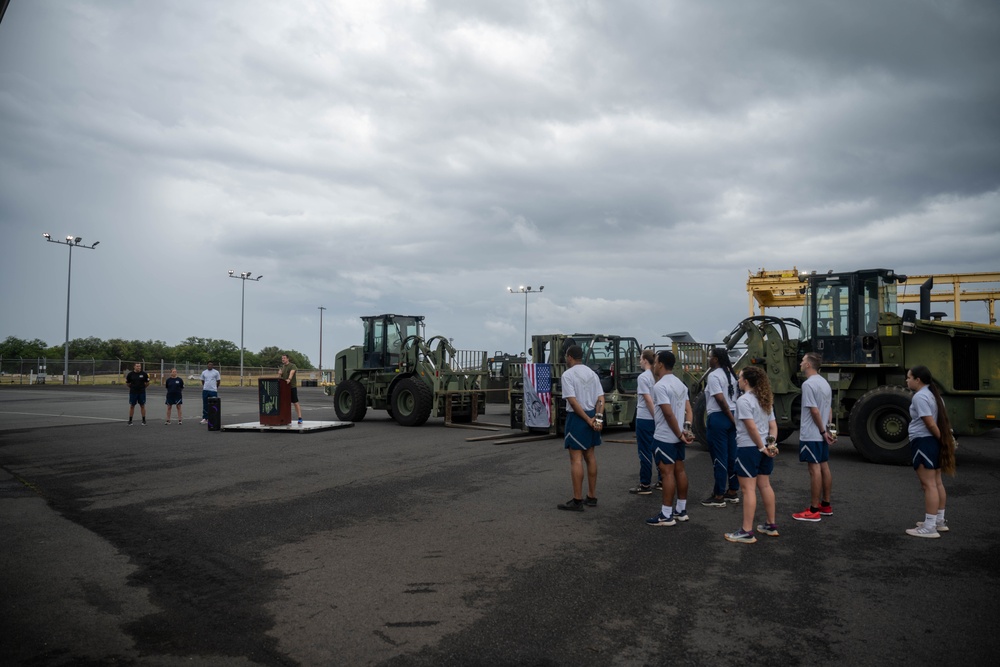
[905,365,957,538]
[792,353,836,522]
[645,350,694,527]
[125,362,150,426]
[557,345,604,512]
[725,366,778,544]
[164,368,184,424]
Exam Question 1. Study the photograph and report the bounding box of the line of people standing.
[559,345,956,543]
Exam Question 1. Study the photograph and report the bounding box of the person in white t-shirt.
[629,349,659,495]
[644,350,694,527]
[701,347,740,507]
[200,361,222,425]
[556,345,604,512]
[792,353,837,522]
[905,365,956,538]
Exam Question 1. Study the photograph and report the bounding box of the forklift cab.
[362,314,424,369]
[800,269,903,364]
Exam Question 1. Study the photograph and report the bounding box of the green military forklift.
[691,268,1000,464]
[329,314,487,426]
[508,333,643,434]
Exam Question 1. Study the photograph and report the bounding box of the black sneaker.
[584,496,598,507]
[127,421,133,426]
[557,498,585,512]
[629,484,652,495]
[723,492,741,505]
[702,495,727,507]
[654,481,663,491]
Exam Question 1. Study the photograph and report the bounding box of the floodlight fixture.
[228,269,264,386]
[508,284,545,358]
[42,233,99,384]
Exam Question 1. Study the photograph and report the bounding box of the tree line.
[0,336,314,369]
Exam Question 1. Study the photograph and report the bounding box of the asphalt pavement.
[1,385,998,666]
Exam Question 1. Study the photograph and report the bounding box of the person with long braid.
[725,366,779,544]
[905,366,957,538]
[701,348,740,507]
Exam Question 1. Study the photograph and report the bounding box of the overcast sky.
[2,0,998,366]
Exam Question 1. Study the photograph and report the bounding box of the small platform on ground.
[221,420,354,433]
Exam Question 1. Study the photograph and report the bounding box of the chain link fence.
[0,358,327,387]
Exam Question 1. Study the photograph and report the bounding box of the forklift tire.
[391,377,433,426]
[691,393,709,447]
[334,380,367,422]
[849,386,911,465]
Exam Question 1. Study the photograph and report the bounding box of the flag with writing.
[524,363,552,428]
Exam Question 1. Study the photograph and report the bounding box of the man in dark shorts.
[125,362,150,426]
[280,354,303,425]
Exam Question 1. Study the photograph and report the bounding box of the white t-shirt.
[201,368,221,392]
[735,392,775,448]
[705,367,737,414]
[636,369,655,420]
[908,386,938,440]
[562,363,602,412]
[653,373,689,444]
[800,374,832,442]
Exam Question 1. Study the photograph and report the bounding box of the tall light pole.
[43,233,99,385]
[317,306,326,381]
[228,270,262,387]
[508,285,544,359]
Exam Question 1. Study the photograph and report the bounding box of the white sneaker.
[915,519,949,533]
[200,419,208,424]
[905,525,941,539]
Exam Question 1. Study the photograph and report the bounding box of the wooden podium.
[258,376,291,425]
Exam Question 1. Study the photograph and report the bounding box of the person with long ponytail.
[701,348,740,507]
[905,365,957,538]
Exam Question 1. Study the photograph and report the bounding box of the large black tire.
[848,386,912,465]
[333,380,367,422]
[691,392,709,447]
[391,377,433,426]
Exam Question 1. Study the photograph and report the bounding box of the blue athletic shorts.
[910,436,941,470]
[799,440,829,463]
[129,391,146,406]
[165,394,183,405]
[564,411,601,450]
[735,447,774,477]
[653,440,685,466]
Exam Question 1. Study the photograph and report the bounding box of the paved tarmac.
[1,384,998,666]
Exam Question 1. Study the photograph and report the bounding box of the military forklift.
[691,268,1000,464]
[508,333,642,435]
[329,314,487,426]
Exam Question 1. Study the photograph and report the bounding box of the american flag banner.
[523,363,553,428]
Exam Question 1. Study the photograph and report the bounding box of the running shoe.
[724,529,757,544]
[200,419,208,424]
[629,484,653,495]
[584,496,598,507]
[756,522,780,537]
[792,509,822,522]
[645,512,676,527]
[723,492,741,504]
[905,525,941,539]
[915,519,949,533]
[701,496,727,507]
[654,481,663,491]
[819,504,833,516]
[673,509,690,522]
[298,418,304,425]
[127,421,133,426]
[557,498,584,512]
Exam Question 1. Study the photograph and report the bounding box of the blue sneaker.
[724,529,757,543]
[673,509,690,522]
[298,418,304,425]
[646,512,676,527]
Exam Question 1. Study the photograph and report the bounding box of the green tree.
[0,336,49,359]
[68,336,108,358]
